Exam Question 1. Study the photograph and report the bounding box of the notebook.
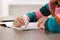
[0,22,39,30]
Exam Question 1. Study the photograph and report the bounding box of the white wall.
[9,0,49,16]
[0,0,2,16]
[2,0,49,16]
[9,5,43,16]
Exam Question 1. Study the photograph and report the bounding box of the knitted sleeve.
[26,3,51,22]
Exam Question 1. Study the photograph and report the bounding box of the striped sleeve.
[40,3,51,16]
[26,12,37,22]
[26,3,51,22]
[26,10,43,22]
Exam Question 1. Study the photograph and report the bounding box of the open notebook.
[0,22,39,30]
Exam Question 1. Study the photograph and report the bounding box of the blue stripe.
[26,12,37,22]
[40,3,51,16]
[30,12,37,22]
[47,17,60,32]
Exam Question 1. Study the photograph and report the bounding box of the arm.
[25,3,51,22]
[13,3,51,27]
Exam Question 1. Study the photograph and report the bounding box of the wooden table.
[0,26,60,40]
[0,16,60,40]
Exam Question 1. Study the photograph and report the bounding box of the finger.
[18,18,25,26]
[13,21,20,27]
[13,20,21,27]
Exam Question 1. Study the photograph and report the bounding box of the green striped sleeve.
[26,12,37,22]
[39,3,51,16]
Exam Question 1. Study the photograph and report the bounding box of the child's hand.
[13,17,25,27]
[38,16,48,29]
[38,16,48,26]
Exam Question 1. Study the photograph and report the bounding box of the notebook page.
[4,22,39,30]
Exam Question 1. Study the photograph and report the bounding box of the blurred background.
[0,0,49,17]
